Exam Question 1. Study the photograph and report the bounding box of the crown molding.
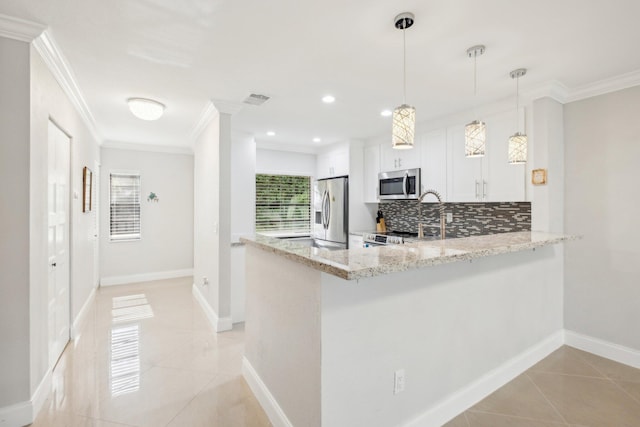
[255,140,320,155]
[102,140,193,155]
[522,80,569,104]
[565,69,640,103]
[0,13,45,42]
[189,101,219,142]
[211,99,244,115]
[32,31,102,144]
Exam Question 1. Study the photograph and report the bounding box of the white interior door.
[48,120,71,367]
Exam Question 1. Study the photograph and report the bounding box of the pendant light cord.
[473,53,478,97]
[403,26,407,104]
[515,75,520,132]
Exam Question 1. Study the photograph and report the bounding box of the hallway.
[31,277,271,426]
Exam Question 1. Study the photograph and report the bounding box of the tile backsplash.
[378,201,531,238]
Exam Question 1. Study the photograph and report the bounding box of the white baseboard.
[30,368,52,422]
[70,287,96,339]
[0,368,52,427]
[0,400,31,427]
[406,330,565,427]
[565,330,640,369]
[100,269,193,287]
[242,357,293,427]
[191,284,232,332]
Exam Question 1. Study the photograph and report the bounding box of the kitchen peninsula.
[240,232,576,427]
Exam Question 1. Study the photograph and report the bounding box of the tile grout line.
[466,408,569,425]
[523,372,571,425]
[566,345,640,408]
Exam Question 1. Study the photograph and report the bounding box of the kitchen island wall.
[379,201,531,237]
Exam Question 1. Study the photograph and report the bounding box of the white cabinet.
[380,141,421,172]
[447,110,526,202]
[419,129,447,200]
[363,145,380,203]
[317,149,349,179]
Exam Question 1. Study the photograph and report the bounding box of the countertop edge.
[241,232,580,281]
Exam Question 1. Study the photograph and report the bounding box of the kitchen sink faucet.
[417,190,446,240]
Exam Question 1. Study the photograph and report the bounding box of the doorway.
[47,119,71,367]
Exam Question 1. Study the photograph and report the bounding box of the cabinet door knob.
[51,262,57,267]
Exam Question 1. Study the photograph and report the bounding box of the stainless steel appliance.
[362,230,414,246]
[378,168,421,199]
[313,176,349,249]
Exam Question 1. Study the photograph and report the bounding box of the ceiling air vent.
[243,93,270,106]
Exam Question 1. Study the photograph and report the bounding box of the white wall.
[256,148,316,177]
[320,246,563,427]
[564,86,640,351]
[230,132,256,323]
[29,44,102,398]
[193,108,235,330]
[0,36,31,409]
[99,147,194,282]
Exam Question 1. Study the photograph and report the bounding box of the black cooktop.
[378,230,419,238]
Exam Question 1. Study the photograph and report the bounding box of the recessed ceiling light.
[313,137,321,143]
[127,98,165,121]
[266,131,276,136]
[322,95,335,104]
[381,109,392,117]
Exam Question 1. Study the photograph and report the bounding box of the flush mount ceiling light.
[381,109,392,117]
[127,98,165,121]
[508,68,528,164]
[464,45,486,158]
[322,95,336,104]
[266,131,276,136]
[313,137,322,143]
[392,12,416,150]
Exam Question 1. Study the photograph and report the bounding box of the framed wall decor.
[83,166,93,212]
[532,168,547,185]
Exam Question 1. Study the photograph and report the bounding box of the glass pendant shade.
[464,120,486,157]
[392,104,416,149]
[508,132,528,164]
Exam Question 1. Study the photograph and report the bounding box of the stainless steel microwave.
[378,168,421,200]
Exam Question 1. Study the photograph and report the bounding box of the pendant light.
[392,12,415,150]
[508,68,527,164]
[464,45,486,157]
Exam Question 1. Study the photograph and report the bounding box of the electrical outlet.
[446,212,453,223]
[394,369,405,394]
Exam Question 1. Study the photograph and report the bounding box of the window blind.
[255,174,311,233]
[110,173,141,241]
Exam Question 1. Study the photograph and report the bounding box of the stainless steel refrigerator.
[313,176,349,249]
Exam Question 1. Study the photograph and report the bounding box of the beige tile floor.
[31,277,640,427]
[445,346,640,427]
[31,277,271,427]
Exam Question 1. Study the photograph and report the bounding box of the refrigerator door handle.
[325,191,331,229]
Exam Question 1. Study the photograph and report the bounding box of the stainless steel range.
[362,230,417,247]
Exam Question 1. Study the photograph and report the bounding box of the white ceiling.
[3,0,640,150]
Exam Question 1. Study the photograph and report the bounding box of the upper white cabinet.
[363,145,381,203]
[317,148,349,179]
[380,140,421,172]
[419,129,447,200]
[447,110,526,202]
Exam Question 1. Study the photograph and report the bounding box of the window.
[110,173,141,241]
[255,174,311,235]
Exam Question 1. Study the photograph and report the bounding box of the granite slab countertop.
[240,231,578,281]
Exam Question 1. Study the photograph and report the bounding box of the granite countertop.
[240,231,578,281]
